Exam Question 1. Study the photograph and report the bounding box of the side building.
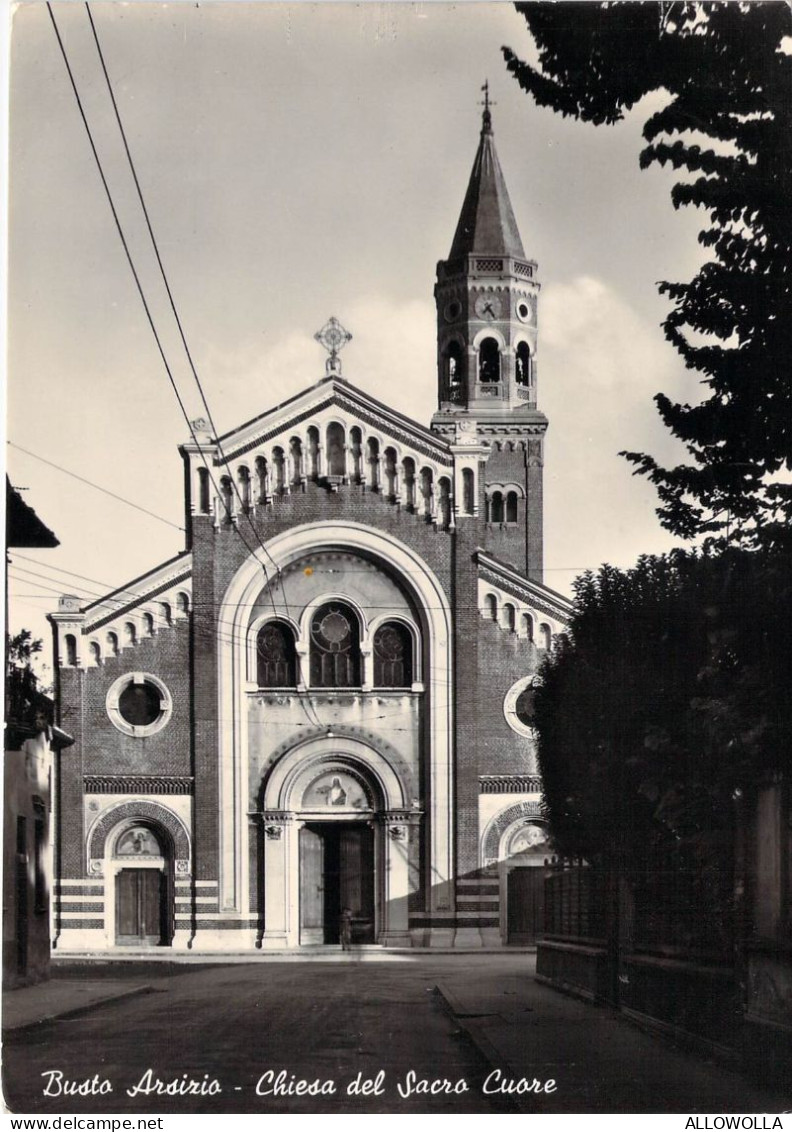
[5,482,73,987]
[49,106,571,954]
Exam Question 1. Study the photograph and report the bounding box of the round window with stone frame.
[503,675,539,737]
[106,672,173,738]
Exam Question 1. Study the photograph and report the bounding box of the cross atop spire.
[479,80,496,133]
[447,85,524,260]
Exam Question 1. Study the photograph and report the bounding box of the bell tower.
[431,87,548,583]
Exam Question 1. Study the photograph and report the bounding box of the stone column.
[259,812,292,949]
[379,812,418,946]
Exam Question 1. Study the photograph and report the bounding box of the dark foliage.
[534,548,792,866]
[504,3,792,549]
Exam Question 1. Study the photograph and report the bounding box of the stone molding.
[84,775,193,795]
[87,799,191,863]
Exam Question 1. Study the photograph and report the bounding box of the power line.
[83,3,322,728]
[7,441,184,532]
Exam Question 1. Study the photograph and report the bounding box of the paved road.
[2,956,520,1115]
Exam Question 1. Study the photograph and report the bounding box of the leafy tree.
[504,2,792,549]
[6,629,44,672]
[534,548,792,950]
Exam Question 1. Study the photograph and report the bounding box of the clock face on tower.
[474,294,502,321]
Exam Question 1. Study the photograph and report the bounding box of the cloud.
[540,275,689,590]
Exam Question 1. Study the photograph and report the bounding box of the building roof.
[447,107,526,261]
[6,478,59,549]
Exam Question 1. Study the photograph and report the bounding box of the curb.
[3,984,156,1035]
[435,983,534,1114]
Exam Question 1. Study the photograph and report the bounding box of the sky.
[5,1,709,678]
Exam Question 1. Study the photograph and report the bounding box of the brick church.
[50,101,571,952]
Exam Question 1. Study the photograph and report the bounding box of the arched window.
[160,602,172,628]
[437,477,451,529]
[383,448,398,498]
[373,622,413,687]
[479,337,501,383]
[256,622,297,687]
[521,612,534,642]
[272,447,286,493]
[307,426,320,478]
[516,342,531,386]
[484,593,498,621]
[64,634,77,667]
[349,427,363,482]
[540,623,552,650]
[107,631,119,657]
[197,467,210,514]
[289,438,303,485]
[367,437,380,491]
[402,458,416,510]
[89,641,101,666]
[490,491,504,524]
[462,468,474,515]
[506,491,518,523]
[255,456,268,503]
[238,465,251,511]
[176,592,190,616]
[326,423,345,477]
[503,603,516,633]
[123,622,137,647]
[142,612,155,637]
[420,467,433,519]
[219,475,233,520]
[310,603,361,688]
[444,341,464,399]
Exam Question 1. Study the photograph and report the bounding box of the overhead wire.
[6,442,184,532]
[82,3,323,728]
[47,2,321,728]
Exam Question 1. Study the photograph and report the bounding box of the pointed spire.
[448,86,526,261]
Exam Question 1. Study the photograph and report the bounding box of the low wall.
[536,938,610,1003]
[619,952,738,1056]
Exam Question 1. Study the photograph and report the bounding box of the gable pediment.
[211,378,452,468]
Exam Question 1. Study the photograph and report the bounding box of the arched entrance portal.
[298,766,378,945]
[259,738,417,949]
[110,822,171,947]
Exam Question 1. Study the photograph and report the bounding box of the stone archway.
[87,802,190,950]
[257,736,417,949]
[217,522,453,928]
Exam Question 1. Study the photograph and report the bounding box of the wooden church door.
[115,869,163,945]
[507,867,545,945]
[299,827,325,945]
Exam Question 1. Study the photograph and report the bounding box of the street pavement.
[2,954,790,1115]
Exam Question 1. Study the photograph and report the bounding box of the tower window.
[516,342,531,386]
[444,341,464,401]
[310,603,361,688]
[506,491,518,523]
[490,491,504,524]
[479,338,501,384]
[373,622,413,687]
[256,622,297,687]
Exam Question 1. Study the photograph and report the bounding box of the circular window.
[107,673,172,737]
[517,299,533,323]
[503,675,538,737]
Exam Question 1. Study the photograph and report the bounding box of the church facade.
[50,105,571,952]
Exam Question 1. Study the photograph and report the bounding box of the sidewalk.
[436,963,792,1114]
[2,978,154,1033]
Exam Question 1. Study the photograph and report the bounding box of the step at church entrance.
[299,822,375,945]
